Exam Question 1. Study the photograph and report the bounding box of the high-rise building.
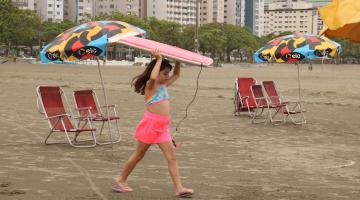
[264,0,319,35]
[199,0,224,24]
[147,0,197,25]
[306,0,331,7]
[224,0,245,26]
[245,0,265,36]
[12,0,35,10]
[139,0,147,19]
[306,0,331,34]
[64,0,94,23]
[93,0,141,17]
[36,0,64,22]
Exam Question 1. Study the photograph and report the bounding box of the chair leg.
[270,106,287,125]
[252,107,268,124]
[44,129,55,145]
[96,119,121,145]
[61,120,96,148]
[66,130,97,148]
[287,103,307,125]
[44,119,66,145]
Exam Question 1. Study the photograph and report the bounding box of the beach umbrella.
[319,0,360,43]
[254,33,342,101]
[40,21,146,62]
[40,21,146,145]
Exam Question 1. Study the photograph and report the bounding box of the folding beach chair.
[73,89,121,145]
[250,84,274,123]
[36,86,97,147]
[234,77,257,117]
[262,81,306,125]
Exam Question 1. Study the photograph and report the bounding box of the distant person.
[112,49,194,198]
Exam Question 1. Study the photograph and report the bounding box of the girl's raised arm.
[164,61,181,86]
[148,49,162,89]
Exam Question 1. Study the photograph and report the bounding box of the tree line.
[1,0,359,63]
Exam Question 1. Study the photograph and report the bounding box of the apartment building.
[139,0,147,19]
[64,0,94,23]
[36,0,64,22]
[306,0,331,7]
[147,0,197,25]
[264,0,319,35]
[224,0,245,26]
[94,0,141,17]
[12,0,35,10]
[245,0,265,36]
[200,0,224,24]
[307,0,331,33]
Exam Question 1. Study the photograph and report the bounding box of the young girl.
[112,49,194,197]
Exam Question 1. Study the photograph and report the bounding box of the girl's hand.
[151,49,162,60]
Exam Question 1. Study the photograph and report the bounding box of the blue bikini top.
[145,85,170,105]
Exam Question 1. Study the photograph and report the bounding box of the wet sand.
[0,63,359,200]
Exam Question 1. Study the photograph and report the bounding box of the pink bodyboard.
[117,36,213,66]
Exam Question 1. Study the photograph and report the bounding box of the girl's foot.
[176,188,194,198]
[112,178,133,193]
[174,142,183,151]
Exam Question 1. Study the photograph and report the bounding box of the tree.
[198,23,226,61]
[146,17,182,45]
[0,1,19,56]
[178,25,195,51]
[109,11,152,37]
[223,24,255,62]
[14,9,41,55]
[40,20,76,47]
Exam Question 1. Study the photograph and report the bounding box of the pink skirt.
[134,111,172,144]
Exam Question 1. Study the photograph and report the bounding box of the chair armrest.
[75,106,92,111]
[100,104,117,108]
[46,114,70,120]
[255,97,267,100]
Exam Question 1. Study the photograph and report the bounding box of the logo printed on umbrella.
[75,46,102,59]
[282,52,305,62]
[45,51,61,61]
[314,48,333,57]
[259,53,271,62]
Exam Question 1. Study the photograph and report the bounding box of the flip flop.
[112,183,134,193]
[176,191,194,198]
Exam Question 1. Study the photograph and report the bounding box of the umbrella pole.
[296,62,301,102]
[96,57,114,148]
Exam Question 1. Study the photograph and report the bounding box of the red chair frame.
[36,86,97,147]
[73,89,121,145]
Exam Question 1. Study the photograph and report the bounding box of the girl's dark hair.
[131,58,173,95]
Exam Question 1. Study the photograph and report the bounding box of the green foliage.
[145,17,182,45]
[0,1,41,55]
[198,23,226,60]
[178,25,195,50]
[41,20,76,44]
[334,38,360,63]
[0,1,18,46]
[1,5,358,63]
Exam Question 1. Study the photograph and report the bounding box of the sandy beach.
[0,62,359,200]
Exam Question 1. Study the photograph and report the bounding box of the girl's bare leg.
[158,141,193,195]
[115,141,151,188]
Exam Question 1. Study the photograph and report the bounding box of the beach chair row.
[234,78,306,125]
[36,86,121,147]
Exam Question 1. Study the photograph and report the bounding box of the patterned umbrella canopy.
[40,21,146,63]
[254,33,342,63]
[319,0,360,43]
